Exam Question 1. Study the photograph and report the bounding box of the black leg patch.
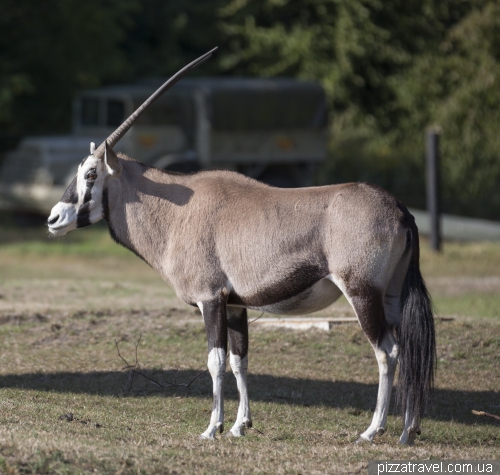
[228,308,248,359]
[202,299,228,353]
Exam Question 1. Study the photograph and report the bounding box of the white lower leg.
[358,341,397,443]
[228,353,251,436]
[201,347,226,439]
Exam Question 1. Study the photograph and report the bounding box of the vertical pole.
[426,127,441,252]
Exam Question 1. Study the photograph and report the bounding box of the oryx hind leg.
[357,255,408,442]
[198,297,228,439]
[332,277,397,444]
[226,306,252,437]
[400,403,421,445]
[358,326,398,443]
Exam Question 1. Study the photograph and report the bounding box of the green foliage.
[391,1,500,217]
[0,0,139,145]
[119,0,227,78]
[219,0,500,218]
[1,0,500,217]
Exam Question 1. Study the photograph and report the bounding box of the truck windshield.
[80,97,125,127]
[133,95,195,146]
[133,95,194,127]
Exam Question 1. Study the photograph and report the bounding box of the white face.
[47,153,108,236]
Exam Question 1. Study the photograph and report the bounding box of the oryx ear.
[90,142,96,155]
[104,141,122,175]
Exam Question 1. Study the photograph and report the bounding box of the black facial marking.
[76,202,91,228]
[102,187,109,221]
[61,177,78,204]
[83,180,94,203]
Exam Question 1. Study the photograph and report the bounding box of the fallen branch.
[59,412,102,428]
[249,311,265,324]
[472,410,500,421]
[115,334,207,392]
[115,318,268,394]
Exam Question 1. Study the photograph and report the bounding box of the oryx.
[47,48,436,445]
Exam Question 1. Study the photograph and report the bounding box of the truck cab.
[0,78,327,214]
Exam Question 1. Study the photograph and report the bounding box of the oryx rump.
[47,48,435,445]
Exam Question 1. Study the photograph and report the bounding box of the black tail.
[396,223,436,425]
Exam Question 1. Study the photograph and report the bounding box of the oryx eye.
[85,168,97,181]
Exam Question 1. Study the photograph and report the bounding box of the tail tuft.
[396,227,436,424]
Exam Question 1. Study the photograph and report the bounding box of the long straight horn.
[93,47,218,159]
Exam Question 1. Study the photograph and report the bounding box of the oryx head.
[47,47,217,236]
[47,141,121,236]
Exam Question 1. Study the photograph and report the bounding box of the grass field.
[0,216,498,474]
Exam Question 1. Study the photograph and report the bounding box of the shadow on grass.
[0,370,498,426]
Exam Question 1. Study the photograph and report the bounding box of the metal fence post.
[426,127,441,252]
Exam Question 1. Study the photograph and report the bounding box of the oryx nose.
[48,215,59,225]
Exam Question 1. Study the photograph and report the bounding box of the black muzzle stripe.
[77,202,91,228]
[76,181,95,228]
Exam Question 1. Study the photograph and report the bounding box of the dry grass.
[0,221,498,474]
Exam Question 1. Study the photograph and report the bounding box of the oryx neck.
[104,159,192,276]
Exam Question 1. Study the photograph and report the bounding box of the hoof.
[226,419,252,438]
[376,428,385,436]
[399,438,415,446]
[398,429,417,446]
[200,423,223,440]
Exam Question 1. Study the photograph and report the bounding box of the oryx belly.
[229,277,342,316]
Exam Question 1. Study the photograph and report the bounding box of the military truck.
[0,77,327,214]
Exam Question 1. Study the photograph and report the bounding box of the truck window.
[135,100,178,126]
[107,100,125,127]
[211,89,327,131]
[133,96,193,125]
[81,98,99,126]
[133,95,195,146]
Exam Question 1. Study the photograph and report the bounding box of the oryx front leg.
[227,307,252,437]
[198,299,227,439]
